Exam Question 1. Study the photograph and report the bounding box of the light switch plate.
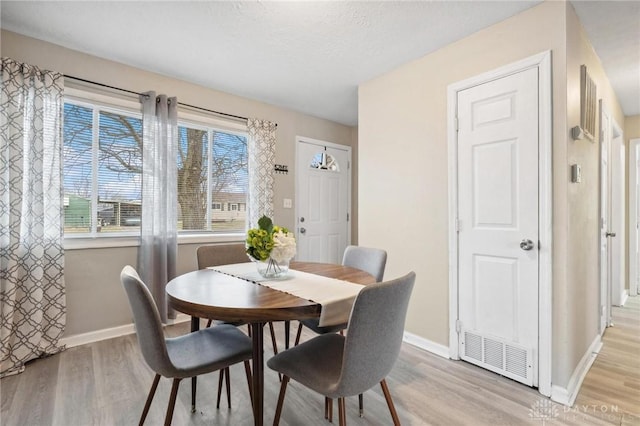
[571,164,581,183]
[283,198,292,208]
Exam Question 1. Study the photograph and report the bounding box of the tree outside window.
[63,99,248,235]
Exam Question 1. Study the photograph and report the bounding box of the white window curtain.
[247,118,276,228]
[138,92,178,322]
[0,58,66,377]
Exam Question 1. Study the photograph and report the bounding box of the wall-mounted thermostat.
[571,164,582,183]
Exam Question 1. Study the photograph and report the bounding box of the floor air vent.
[461,330,533,386]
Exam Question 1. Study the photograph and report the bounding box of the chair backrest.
[120,265,174,377]
[197,243,248,270]
[336,271,415,396]
[342,245,387,282]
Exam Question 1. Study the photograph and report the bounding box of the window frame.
[62,86,249,249]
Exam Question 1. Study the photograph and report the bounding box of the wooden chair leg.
[338,397,346,426]
[244,360,254,412]
[284,320,291,349]
[325,397,334,421]
[191,377,197,413]
[358,393,364,417]
[225,367,231,409]
[164,378,181,426]
[139,374,161,426]
[206,319,213,328]
[268,321,279,355]
[216,369,225,409]
[268,322,283,381]
[324,397,328,419]
[273,376,290,426]
[380,379,400,426]
[294,322,303,346]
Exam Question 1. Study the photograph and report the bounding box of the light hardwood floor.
[1,298,639,425]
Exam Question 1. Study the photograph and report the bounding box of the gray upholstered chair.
[293,245,387,345]
[293,245,387,417]
[120,265,253,426]
[196,243,280,407]
[196,242,248,270]
[268,271,415,426]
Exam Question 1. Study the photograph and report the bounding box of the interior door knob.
[606,232,616,237]
[520,239,535,251]
[300,227,306,234]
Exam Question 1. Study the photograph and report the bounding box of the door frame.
[447,50,553,396]
[629,138,640,297]
[294,136,352,258]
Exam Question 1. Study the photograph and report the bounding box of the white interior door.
[296,138,350,264]
[629,138,640,297]
[610,124,625,306]
[600,104,625,330]
[457,67,539,387]
[599,107,611,332]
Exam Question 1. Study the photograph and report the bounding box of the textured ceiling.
[1,1,638,125]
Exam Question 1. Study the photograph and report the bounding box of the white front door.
[457,67,539,387]
[295,138,350,264]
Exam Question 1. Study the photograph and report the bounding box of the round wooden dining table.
[166,261,375,426]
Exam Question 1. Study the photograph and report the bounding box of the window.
[310,151,339,171]
[63,93,248,237]
[63,101,142,234]
[177,124,248,233]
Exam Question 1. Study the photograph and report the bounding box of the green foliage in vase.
[246,215,292,261]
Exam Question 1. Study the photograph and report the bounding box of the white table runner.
[210,262,364,327]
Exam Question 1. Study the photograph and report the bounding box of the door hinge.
[455,218,461,232]
[455,319,462,334]
[454,116,459,132]
[347,213,350,222]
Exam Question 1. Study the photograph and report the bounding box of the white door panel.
[296,140,350,264]
[458,67,538,386]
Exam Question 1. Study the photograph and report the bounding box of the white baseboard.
[620,290,629,307]
[403,331,450,359]
[550,334,603,406]
[60,314,191,348]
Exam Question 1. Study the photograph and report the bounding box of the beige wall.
[359,0,623,390]
[564,0,625,386]
[626,115,640,140]
[1,30,357,336]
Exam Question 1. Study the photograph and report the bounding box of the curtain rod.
[63,74,269,125]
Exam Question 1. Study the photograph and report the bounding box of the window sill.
[64,233,245,250]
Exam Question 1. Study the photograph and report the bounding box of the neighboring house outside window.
[63,90,248,239]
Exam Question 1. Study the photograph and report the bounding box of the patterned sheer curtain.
[0,58,66,377]
[138,92,178,322]
[247,118,276,228]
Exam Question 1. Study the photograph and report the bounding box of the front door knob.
[300,227,306,234]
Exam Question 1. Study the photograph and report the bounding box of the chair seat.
[267,333,345,397]
[166,324,252,378]
[299,318,346,335]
